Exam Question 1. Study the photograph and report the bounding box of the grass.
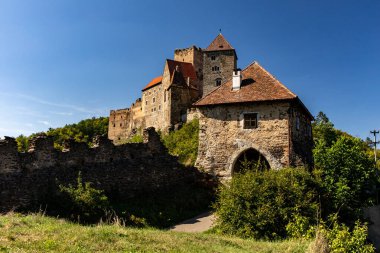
[0,213,312,253]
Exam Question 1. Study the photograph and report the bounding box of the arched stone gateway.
[227,141,283,177]
[232,148,270,174]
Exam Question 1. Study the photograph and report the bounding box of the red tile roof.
[205,33,234,51]
[194,61,298,106]
[142,76,162,91]
[166,59,197,80]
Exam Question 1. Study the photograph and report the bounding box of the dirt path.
[170,211,216,233]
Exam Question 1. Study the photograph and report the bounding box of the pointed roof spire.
[205,33,234,51]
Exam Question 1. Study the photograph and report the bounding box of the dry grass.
[0,213,312,253]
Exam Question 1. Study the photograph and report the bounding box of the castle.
[109,34,313,178]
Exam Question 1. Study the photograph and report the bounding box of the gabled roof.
[166,59,197,80]
[142,76,162,91]
[194,61,297,106]
[205,33,234,51]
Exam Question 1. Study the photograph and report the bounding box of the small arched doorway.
[232,148,270,174]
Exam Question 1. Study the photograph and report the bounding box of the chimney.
[232,69,242,90]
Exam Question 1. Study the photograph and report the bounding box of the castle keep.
[109,34,313,178]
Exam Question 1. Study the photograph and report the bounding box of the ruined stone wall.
[108,108,130,141]
[202,50,237,97]
[0,128,199,212]
[108,98,145,142]
[195,102,292,179]
[129,98,145,133]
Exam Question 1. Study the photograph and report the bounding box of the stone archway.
[232,148,270,174]
[227,140,283,177]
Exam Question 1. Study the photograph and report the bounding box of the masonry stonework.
[108,34,314,179]
[0,128,201,212]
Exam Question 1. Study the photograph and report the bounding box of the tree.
[314,135,376,221]
[312,111,338,147]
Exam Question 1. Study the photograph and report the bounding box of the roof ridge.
[254,62,297,98]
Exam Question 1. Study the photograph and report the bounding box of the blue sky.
[0,0,379,139]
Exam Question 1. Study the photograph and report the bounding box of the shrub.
[162,119,199,166]
[309,220,375,253]
[127,134,143,143]
[59,172,109,223]
[214,168,320,240]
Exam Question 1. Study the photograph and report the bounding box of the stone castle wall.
[0,128,199,212]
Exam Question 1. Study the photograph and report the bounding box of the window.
[243,113,258,129]
[120,123,122,127]
[113,123,115,127]
[211,55,216,60]
[153,97,155,103]
[215,78,222,86]
[145,100,148,105]
[164,91,166,102]
[212,66,220,71]
[159,105,161,110]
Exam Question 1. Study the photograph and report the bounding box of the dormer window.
[215,78,222,86]
[212,66,220,72]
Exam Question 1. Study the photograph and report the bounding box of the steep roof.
[142,76,162,91]
[166,59,197,80]
[194,61,298,106]
[205,33,234,51]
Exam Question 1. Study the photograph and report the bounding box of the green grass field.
[0,213,312,253]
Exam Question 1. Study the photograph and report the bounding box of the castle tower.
[174,46,203,97]
[202,33,237,97]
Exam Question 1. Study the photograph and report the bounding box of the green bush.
[310,220,375,253]
[162,119,199,166]
[214,168,320,240]
[127,134,143,143]
[314,136,377,222]
[59,172,110,223]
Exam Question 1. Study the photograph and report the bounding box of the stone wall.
[195,102,292,179]
[288,102,313,168]
[142,83,165,131]
[202,50,237,97]
[108,98,145,142]
[0,128,199,212]
[108,108,130,141]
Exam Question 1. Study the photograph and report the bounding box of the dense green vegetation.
[16,117,109,152]
[0,213,311,253]
[214,111,378,251]
[214,168,320,240]
[162,119,199,166]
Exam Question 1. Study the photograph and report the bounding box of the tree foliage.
[162,119,199,166]
[314,135,376,221]
[15,117,108,152]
